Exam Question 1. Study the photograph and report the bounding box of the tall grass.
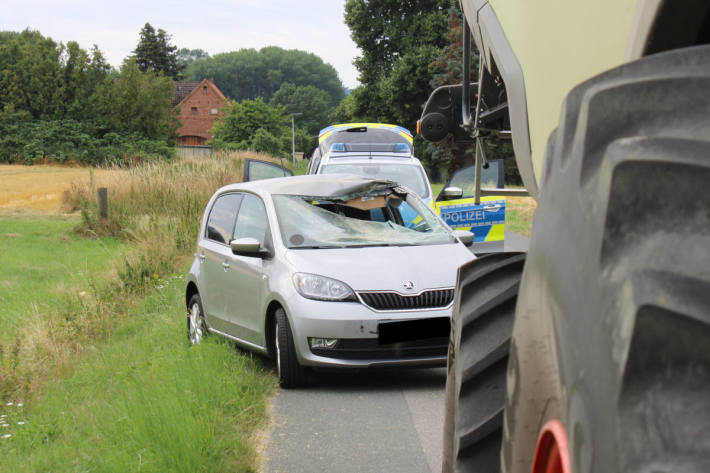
[0,272,275,473]
[65,150,283,293]
[3,151,282,400]
[0,151,281,471]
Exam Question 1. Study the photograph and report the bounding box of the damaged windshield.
[273,192,453,249]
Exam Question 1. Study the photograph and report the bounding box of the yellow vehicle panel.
[488,0,637,181]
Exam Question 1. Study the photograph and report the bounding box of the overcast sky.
[1,0,361,89]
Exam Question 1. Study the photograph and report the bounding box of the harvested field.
[0,164,118,212]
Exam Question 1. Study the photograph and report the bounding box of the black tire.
[275,308,307,388]
[187,293,208,345]
[502,45,710,473]
[442,252,525,473]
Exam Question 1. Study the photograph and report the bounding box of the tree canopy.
[270,83,333,136]
[210,97,311,157]
[185,46,345,105]
[133,23,184,80]
[0,29,178,164]
[177,48,210,68]
[93,57,177,139]
[343,0,453,129]
[0,30,110,120]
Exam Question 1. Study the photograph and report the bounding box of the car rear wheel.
[187,294,207,345]
[275,308,307,388]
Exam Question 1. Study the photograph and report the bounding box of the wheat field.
[0,164,119,212]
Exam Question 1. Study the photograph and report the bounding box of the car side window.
[233,193,268,247]
[205,193,242,244]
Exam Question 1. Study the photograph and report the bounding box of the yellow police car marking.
[399,131,414,143]
[485,224,505,242]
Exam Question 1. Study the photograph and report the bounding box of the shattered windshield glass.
[273,192,453,249]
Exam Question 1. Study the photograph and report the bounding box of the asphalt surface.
[264,231,528,473]
[265,368,446,473]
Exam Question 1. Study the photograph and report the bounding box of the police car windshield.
[272,194,452,249]
[320,164,429,198]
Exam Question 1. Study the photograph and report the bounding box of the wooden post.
[98,187,108,219]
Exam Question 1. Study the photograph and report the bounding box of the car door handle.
[222,261,230,271]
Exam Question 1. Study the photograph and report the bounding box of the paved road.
[265,368,446,473]
[264,231,529,473]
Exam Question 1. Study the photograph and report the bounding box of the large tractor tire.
[504,45,710,473]
[442,252,525,472]
[445,45,710,473]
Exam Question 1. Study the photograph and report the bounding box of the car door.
[222,192,269,346]
[243,159,293,181]
[434,159,506,243]
[198,193,243,334]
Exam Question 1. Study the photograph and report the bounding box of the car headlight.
[293,273,356,301]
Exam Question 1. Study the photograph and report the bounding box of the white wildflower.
[2,434,10,439]
[17,422,24,425]
[16,403,22,407]
[6,402,13,406]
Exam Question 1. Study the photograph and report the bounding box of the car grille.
[357,288,455,311]
[310,337,448,360]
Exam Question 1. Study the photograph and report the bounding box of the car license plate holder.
[378,317,450,345]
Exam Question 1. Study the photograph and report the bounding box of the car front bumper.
[284,294,451,368]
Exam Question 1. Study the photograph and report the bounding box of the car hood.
[283,243,475,292]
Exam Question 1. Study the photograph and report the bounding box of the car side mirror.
[230,237,265,257]
[442,186,463,199]
[454,230,474,247]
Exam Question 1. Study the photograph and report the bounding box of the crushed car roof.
[222,174,402,200]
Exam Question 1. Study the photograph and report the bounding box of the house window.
[202,85,208,94]
[191,107,198,115]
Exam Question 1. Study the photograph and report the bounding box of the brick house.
[172,79,228,146]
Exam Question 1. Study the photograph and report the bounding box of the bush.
[0,116,175,165]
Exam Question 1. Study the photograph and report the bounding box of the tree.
[0,30,65,119]
[342,0,456,172]
[176,48,209,67]
[270,83,333,135]
[133,23,184,80]
[185,46,344,105]
[93,57,178,140]
[343,0,452,126]
[210,98,290,155]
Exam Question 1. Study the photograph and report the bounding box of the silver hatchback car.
[185,174,475,387]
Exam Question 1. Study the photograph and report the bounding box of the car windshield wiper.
[291,245,346,249]
[341,242,420,248]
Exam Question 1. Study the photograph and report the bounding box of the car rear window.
[320,163,429,198]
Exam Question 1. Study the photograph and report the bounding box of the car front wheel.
[275,308,307,388]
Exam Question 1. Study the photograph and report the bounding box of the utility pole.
[291,112,302,168]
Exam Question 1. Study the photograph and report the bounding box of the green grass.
[0,216,125,342]
[0,217,275,472]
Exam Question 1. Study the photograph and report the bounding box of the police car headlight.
[293,273,356,301]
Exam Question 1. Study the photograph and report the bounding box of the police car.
[308,123,506,246]
[307,123,434,204]
[433,159,506,246]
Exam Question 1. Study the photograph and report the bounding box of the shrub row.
[0,118,175,165]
